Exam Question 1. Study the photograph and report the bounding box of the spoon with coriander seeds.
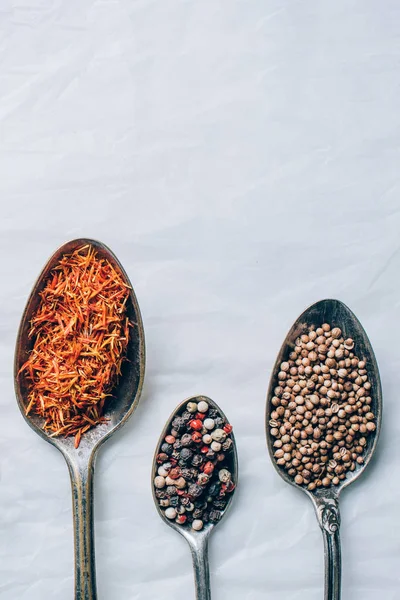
[266,299,382,600]
[14,238,145,600]
[152,395,238,600]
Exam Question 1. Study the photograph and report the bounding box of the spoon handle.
[315,497,341,600]
[66,451,98,600]
[188,534,211,600]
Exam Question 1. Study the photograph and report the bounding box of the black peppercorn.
[180,448,193,462]
[222,438,233,452]
[190,467,199,479]
[208,483,220,497]
[194,499,207,510]
[181,467,194,481]
[172,417,185,432]
[161,443,173,456]
[212,499,227,510]
[155,489,167,499]
[207,408,218,419]
[192,454,204,467]
[166,486,177,496]
[206,449,216,460]
[192,508,203,519]
[214,417,224,427]
[209,510,222,523]
[202,512,210,523]
[181,411,191,423]
[171,451,180,461]
[181,433,193,447]
[188,483,204,498]
[173,439,182,450]
[169,496,179,507]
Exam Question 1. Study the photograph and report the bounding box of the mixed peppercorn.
[269,323,376,490]
[154,399,235,531]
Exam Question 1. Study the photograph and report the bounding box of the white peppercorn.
[165,507,177,520]
[154,476,166,489]
[211,428,227,442]
[218,469,231,483]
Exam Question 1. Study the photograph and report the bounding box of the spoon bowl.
[14,238,145,600]
[152,395,238,600]
[266,299,382,600]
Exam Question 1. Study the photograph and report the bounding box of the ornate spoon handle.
[315,497,341,600]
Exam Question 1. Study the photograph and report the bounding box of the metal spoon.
[14,238,146,600]
[266,299,382,600]
[152,395,238,600]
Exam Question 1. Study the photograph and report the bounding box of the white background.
[0,1,399,599]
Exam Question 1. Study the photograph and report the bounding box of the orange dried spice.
[19,244,131,448]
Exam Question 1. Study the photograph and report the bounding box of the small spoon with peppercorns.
[152,395,238,600]
[266,299,382,600]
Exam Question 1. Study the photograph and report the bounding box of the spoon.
[152,395,238,600]
[266,299,382,600]
[14,238,146,600]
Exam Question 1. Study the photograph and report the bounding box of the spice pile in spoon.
[154,399,236,531]
[269,323,376,490]
[19,244,131,448]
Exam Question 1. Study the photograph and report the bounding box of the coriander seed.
[269,322,376,489]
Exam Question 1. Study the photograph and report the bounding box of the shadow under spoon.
[152,396,238,600]
[14,238,146,600]
[266,299,382,600]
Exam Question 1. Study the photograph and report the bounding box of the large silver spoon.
[152,395,238,600]
[266,299,382,600]
[14,238,146,600]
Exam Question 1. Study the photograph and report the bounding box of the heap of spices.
[269,323,376,490]
[18,244,131,448]
[154,399,235,531]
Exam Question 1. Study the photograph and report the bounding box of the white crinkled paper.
[0,1,399,599]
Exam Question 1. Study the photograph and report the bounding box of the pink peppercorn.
[203,462,214,475]
[168,467,181,480]
[176,515,187,524]
[226,480,236,493]
[156,453,168,464]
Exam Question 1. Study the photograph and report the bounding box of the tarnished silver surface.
[152,395,238,600]
[14,238,146,600]
[266,299,382,600]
